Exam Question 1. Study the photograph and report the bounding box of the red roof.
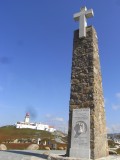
[26,112,30,116]
[49,126,54,128]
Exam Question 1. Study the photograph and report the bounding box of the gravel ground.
[1,150,120,160]
[0,150,66,160]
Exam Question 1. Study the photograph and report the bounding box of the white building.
[15,113,56,133]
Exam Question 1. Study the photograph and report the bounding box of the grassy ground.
[0,126,67,150]
[116,148,120,154]
[0,125,54,143]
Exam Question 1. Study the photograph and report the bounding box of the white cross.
[74,7,94,38]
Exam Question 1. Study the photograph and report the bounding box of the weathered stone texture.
[67,26,108,159]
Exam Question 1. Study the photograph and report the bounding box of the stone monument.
[67,6,108,159]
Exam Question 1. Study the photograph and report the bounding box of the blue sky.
[0,0,120,133]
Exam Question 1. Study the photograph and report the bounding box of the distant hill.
[108,133,120,139]
[0,125,67,143]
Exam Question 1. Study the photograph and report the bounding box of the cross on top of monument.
[74,6,94,38]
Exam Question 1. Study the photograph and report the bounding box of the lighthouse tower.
[24,113,30,124]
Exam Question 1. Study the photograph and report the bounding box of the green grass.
[0,125,67,150]
[0,125,54,143]
[108,140,116,148]
[116,148,120,154]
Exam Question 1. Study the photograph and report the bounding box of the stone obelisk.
[67,7,108,159]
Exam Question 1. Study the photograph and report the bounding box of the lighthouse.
[24,113,30,124]
[15,112,56,132]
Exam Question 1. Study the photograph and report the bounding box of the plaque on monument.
[70,108,90,158]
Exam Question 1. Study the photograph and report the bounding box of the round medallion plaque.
[74,121,87,138]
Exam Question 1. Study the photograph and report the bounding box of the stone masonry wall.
[67,26,108,159]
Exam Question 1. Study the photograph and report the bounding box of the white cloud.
[112,125,120,133]
[112,104,120,110]
[44,114,67,133]
[108,124,120,133]
[45,114,64,122]
[53,117,64,122]
[45,114,52,118]
[116,93,120,98]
